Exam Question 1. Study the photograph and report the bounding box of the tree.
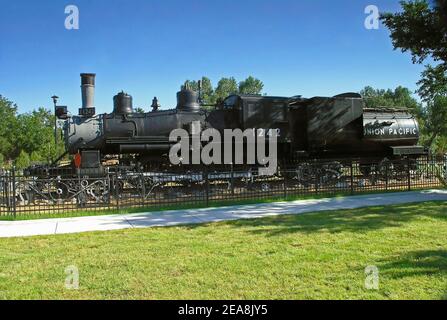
[418,95,447,149]
[0,95,18,159]
[382,1,447,152]
[30,151,42,163]
[0,95,66,165]
[214,77,238,102]
[13,107,65,163]
[185,76,264,105]
[238,76,264,95]
[15,150,30,169]
[200,77,215,105]
[184,77,216,105]
[381,0,447,67]
[134,107,145,113]
[417,64,447,101]
[183,75,264,104]
[360,86,420,112]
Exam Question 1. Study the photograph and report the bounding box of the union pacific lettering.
[364,127,418,136]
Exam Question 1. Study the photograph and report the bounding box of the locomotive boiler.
[60,73,208,170]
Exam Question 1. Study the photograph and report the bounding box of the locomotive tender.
[51,73,424,175]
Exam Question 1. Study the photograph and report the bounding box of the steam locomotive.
[49,73,423,171]
[15,73,428,205]
[27,73,424,180]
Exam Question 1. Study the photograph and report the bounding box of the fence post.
[315,161,319,195]
[5,171,10,216]
[107,171,111,208]
[230,163,235,197]
[12,167,16,219]
[283,161,287,200]
[115,171,120,212]
[140,169,145,207]
[407,157,411,191]
[205,169,209,207]
[350,160,354,195]
[385,162,389,192]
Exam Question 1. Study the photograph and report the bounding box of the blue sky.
[0,0,425,114]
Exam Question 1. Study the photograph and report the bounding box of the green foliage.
[14,108,65,163]
[431,135,447,155]
[30,151,41,163]
[418,95,447,149]
[199,77,215,105]
[14,150,30,169]
[184,77,216,105]
[238,76,264,95]
[16,109,51,154]
[184,76,264,105]
[134,107,145,113]
[381,0,447,66]
[382,1,447,154]
[417,64,447,101]
[0,96,65,166]
[214,77,238,102]
[0,95,18,158]
[360,86,420,112]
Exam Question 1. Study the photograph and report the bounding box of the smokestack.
[80,73,96,109]
[79,73,96,117]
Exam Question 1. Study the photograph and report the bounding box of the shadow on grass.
[379,249,447,279]
[213,201,447,236]
[378,249,447,300]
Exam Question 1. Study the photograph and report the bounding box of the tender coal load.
[176,86,200,112]
[113,91,133,114]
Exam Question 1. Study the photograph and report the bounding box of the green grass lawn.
[0,201,446,300]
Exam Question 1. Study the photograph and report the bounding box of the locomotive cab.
[215,94,291,144]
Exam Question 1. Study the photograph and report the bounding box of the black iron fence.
[0,156,446,218]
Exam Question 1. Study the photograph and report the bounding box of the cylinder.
[80,73,96,109]
[113,91,133,114]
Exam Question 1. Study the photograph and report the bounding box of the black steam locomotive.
[47,73,424,175]
[16,73,427,205]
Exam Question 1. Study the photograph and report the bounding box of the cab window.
[223,96,238,109]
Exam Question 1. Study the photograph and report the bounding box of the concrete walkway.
[0,190,446,238]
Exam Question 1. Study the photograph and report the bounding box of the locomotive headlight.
[65,114,104,154]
